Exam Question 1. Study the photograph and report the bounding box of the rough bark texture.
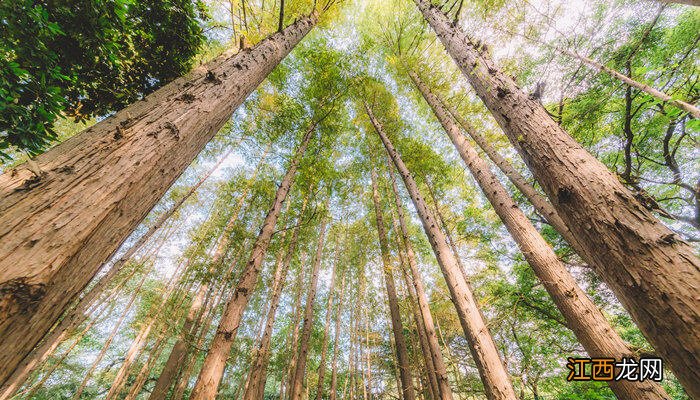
[289,216,329,400]
[148,148,267,400]
[412,70,671,400]
[368,102,517,400]
[413,1,700,395]
[190,123,315,400]
[370,168,416,400]
[0,14,318,386]
[243,198,306,400]
[387,162,454,400]
[315,253,338,400]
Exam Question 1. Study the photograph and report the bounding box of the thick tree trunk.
[413,1,700,395]
[315,252,338,400]
[0,14,318,386]
[367,103,517,400]
[0,151,224,399]
[148,147,268,400]
[289,216,330,400]
[190,123,316,400]
[243,197,307,400]
[411,70,671,399]
[370,168,416,400]
[329,274,346,400]
[386,162,454,400]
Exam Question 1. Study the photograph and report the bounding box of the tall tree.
[412,1,700,395]
[370,167,416,400]
[315,251,338,400]
[189,121,317,399]
[0,13,319,385]
[289,214,330,400]
[409,69,671,400]
[366,102,517,400]
[329,273,346,400]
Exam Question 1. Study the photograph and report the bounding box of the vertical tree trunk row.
[412,2,700,395]
[367,102,517,400]
[410,68,670,400]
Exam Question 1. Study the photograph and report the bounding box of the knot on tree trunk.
[0,279,46,316]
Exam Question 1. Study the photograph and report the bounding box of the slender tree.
[370,167,416,400]
[329,273,346,400]
[289,214,330,400]
[412,1,700,395]
[0,13,320,384]
[315,251,338,400]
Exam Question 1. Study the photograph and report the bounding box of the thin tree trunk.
[315,252,338,400]
[282,251,308,400]
[386,161,453,400]
[413,1,700,395]
[329,273,346,400]
[243,197,307,400]
[289,215,330,400]
[0,150,226,399]
[0,14,319,386]
[124,335,167,400]
[661,0,700,5]
[367,102,517,400]
[190,124,316,400]
[370,168,416,400]
[556,48,699,119]
[411,69,671,399]
[363,303,371,400]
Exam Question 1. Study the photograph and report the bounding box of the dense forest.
[0,0,698,399]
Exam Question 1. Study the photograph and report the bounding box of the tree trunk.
[367,102,517,400]
[190,123,316,400]
[386,161,454,400]
[289,215,330,400]
[410,69,671,400]
[148,147,268,400]
[0,14,318,386]
[315,251,338,400]
[243,197,307,400]
[124,335,167,400]
[370,168,416,400]
[0,150,225,399]
[661,0,700,5]
[413,1,700,395]
[282,251,308,400]
[329,273,346,400]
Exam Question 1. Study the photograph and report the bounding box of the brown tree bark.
[282,251,308,400]
[315,251,338,400]
[413,1,700,395]
[410,69,671,399]
[386,161,454,400]
[367,102,517,400]
[148,146,269,400]
[124,335,167,400]
[289,215,330,400]
[189,122,316,400]
[0,14,318,386]
[243,197,307,400]
[329,273,346,400]
[0,151,225,399]
[370,168,416,400]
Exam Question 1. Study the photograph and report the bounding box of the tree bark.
[243,197,307,400]
[315,251,338,400]
[386,161,454,400]
[189,122,316,400]
[0,150,227,399]
[148,146,269,400]
[289,215,330,400]
[413,1,700,395]
[0,14,318,386]
[367,102,517,400]
[329,273,346,400]
[411,69,671,400]
[281,254,308,400]
[370,168,416,400]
